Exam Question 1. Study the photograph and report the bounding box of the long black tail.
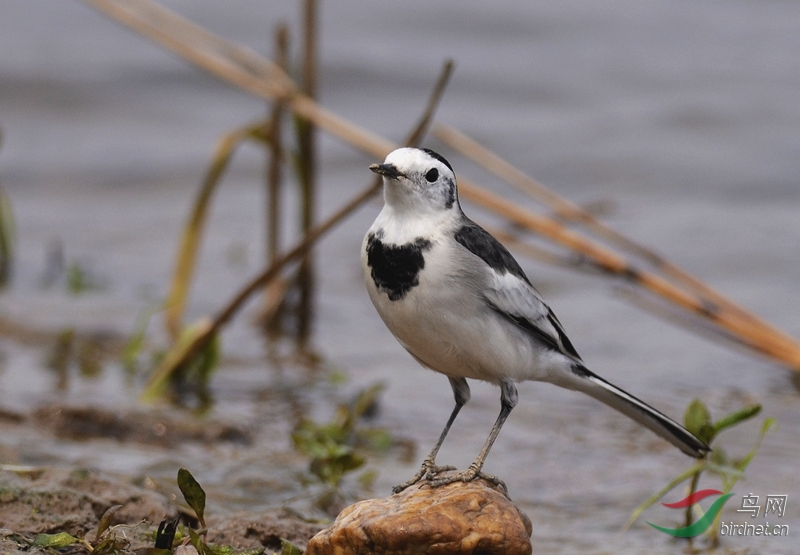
[558,364,709,458]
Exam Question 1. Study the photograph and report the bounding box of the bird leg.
[428,379,518,493]
[392,377,470,494]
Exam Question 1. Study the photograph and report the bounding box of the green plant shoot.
[624,397,774,546]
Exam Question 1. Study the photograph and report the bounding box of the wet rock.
[205,510,325,551]
[0,467,175,538]
[306,474,532,555]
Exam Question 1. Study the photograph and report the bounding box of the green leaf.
[96,504,123,539]
[704,461,744,478]
[708,444,729,467]
[122,304,160,376]
[178,468,207,528]
[207,544,236,555]
[188,527,210,555]
[338,451,366,473]
[684,399,714,443]
[351,383,385,422]
[280,539,303,555]
[357,428,393,452]
[735,417,776,472]
[708,416,777,541]
[233,548,265,555]
[191,333,220,388]
[140,319,214,402]
[358,469,379,491]
[714,404,761,434]
[33,532,79,548]
[621,461,706,533]
[66,261,103,294]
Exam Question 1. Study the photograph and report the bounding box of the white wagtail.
[362,147,708,493]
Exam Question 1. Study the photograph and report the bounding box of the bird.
[361,147,709,494]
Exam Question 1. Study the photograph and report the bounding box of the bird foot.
[427,466,508,495]
[392,460,456,494]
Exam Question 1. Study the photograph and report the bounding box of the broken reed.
[0,130,13,287]
[261,24,289,329]
[293,0,318,345]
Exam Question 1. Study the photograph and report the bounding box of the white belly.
[362,239,557,384]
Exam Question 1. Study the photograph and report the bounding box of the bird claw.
[392,460,456,494]
[427,467,508,495]
[394,460,508,495]
[426,464,457,478]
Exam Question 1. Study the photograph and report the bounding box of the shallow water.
[1,0,799,552]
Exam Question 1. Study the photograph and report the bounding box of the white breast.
[362,229,560,385]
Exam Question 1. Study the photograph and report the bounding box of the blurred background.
[0,1,799,553]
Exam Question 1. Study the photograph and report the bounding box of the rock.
[306,474,532,555]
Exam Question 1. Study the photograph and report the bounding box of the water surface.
[1,1,799,553]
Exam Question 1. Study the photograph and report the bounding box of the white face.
[371,148,458,215]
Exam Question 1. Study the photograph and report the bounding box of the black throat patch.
[366,232,432,301]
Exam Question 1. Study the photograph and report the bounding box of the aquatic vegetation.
[24,469,304,555]
[66,260,105,294]
[292,383,392,512]
[0,129,13,288]
[45,327,121,389]
[159,468,302,555]
[177,468,207,530]
[0,186,14,288]
[32,505,138,555]
[141,319,221,409]
[625,398,775,546]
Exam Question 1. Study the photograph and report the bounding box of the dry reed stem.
[261,25,289,321]
[295,0,319,342]
[164,121,267,340]
[84,0,800,371]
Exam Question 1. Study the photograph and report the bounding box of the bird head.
[370,148,459,216]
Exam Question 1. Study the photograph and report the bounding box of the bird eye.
[425,168,439,182]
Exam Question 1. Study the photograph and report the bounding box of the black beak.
[369,163,405,179]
